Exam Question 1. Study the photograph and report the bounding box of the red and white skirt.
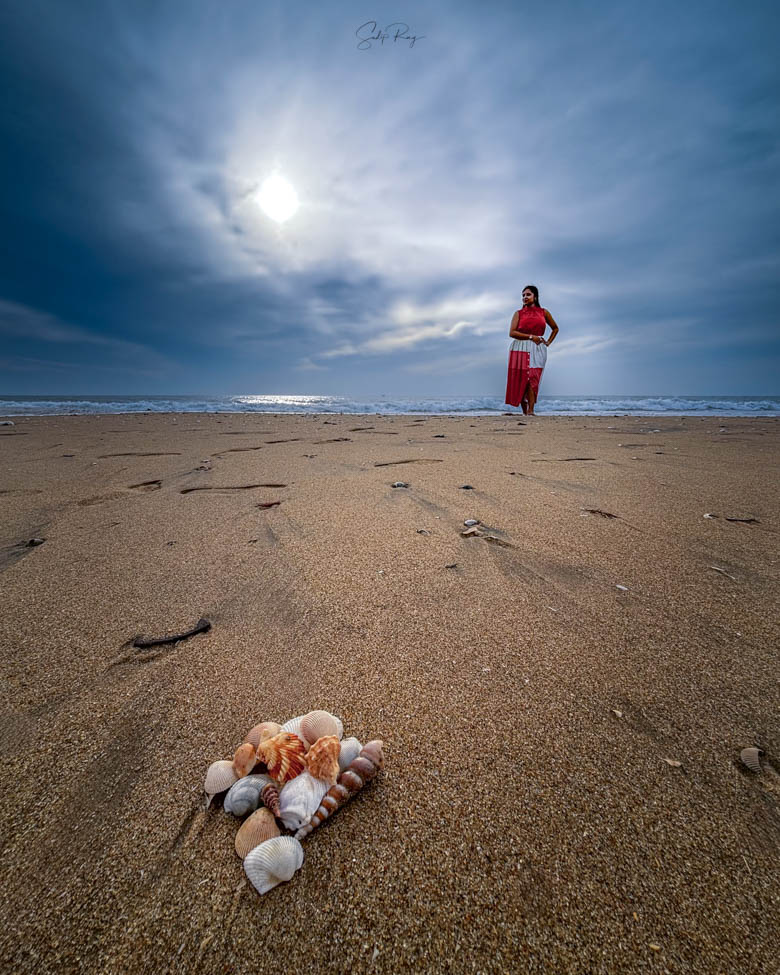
[505,339,547,407]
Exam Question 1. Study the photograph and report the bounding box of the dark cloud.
[0,0,777,394]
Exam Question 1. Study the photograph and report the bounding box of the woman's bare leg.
[526,385,537,415]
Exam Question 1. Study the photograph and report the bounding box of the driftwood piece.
[134,617,211,649]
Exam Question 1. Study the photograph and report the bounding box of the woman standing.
[505,285,559,415]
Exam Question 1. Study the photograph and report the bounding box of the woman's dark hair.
[523,285,540,307]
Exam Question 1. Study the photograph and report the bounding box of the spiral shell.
[740,747,764,773]
[233,742,258,778]
[224,773,274,817]
[245,721,282,749]
[261,781,281,818]
[338,737,363,772]
[305,735,340,786]
[256,732,307,785]
[278,771,329,831]
[235,807,280,859]
[300,710,344,747]
[244,836,304,895]
[204,760,238,807]
[295,740,384,840]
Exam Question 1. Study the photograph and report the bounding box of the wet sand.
[0,412,778,974]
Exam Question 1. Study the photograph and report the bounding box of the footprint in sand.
[180,483,287,494]
[128,479,162,492]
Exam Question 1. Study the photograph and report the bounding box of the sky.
[0,0,778,398]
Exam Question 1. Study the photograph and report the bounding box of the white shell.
[338,737,363,772]
[278,771,329,831]
[280,714,307,741]
[244,836,304,895]
[224,774,275,817]
[204,760,238,806]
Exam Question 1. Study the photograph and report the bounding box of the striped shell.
[256,732,307,785]
[204,760,238,807]
[295,740,384,840]
[245,721,282,749]
[278,771,329,831]
[305,735,340,786]
[280,714,306,741]
[300,710,344,747]
[260,781,281,818]
[740,747,764,773]
[233,742,258,778]
[235,807,280,859]
[244,836,304,895]
[224,774,275,817]
[338,737,363,772]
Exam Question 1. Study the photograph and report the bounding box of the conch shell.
[235,807,280,859]
[233,742,258,778]
[245,721,282,749]
[301,710,344,747]
[305,735,340,786]
[295,740,384,840]
[244,836,304,895]
[338,737,362,772]
[278,771,329,831]
[224,774,275,817]
[261,780,281,818]
[204,760,238,807]
[256,732,307,785]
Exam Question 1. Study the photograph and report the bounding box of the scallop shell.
[245,721,282,749]
[305,735,340,786]
[338,737,363,773]
[261,781,281,818]
[244,836,304,895]
[740,747,764,773]
[233,742,258,778]
[204,760,238,807]
[280,714,306,740]
[235,807,280,859]
[256,732,307,785]
[278,771,329,831]
[300,710,344,747]
[224,774,274,817]
[295,740,384,840]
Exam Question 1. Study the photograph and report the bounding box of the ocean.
[1,394,778,417]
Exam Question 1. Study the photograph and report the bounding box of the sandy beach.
[0,412,777,974]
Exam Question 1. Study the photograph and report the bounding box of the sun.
[255,172,299,223]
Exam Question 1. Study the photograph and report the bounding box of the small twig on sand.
[134,617,211,649]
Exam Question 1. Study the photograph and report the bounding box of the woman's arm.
[544,309,559,346]
[509,311,538,341]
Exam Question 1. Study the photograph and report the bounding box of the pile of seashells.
[203,709,384,896]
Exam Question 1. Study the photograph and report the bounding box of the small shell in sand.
[204,760,238,807]
[224,774,274,817]
[244,836,304,895]
[245,721,282,749]
[740,747,764,773]
[278,771,329,831]
[256,732,307,785]
[301,710,343,747]
[233,742,258,778]
[305,735,340,785]
[235,808,280,859]
[338,737,363,772]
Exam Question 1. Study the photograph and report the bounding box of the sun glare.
[255,172,299,223]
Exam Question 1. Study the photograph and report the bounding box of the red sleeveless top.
[516,305,546,336]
